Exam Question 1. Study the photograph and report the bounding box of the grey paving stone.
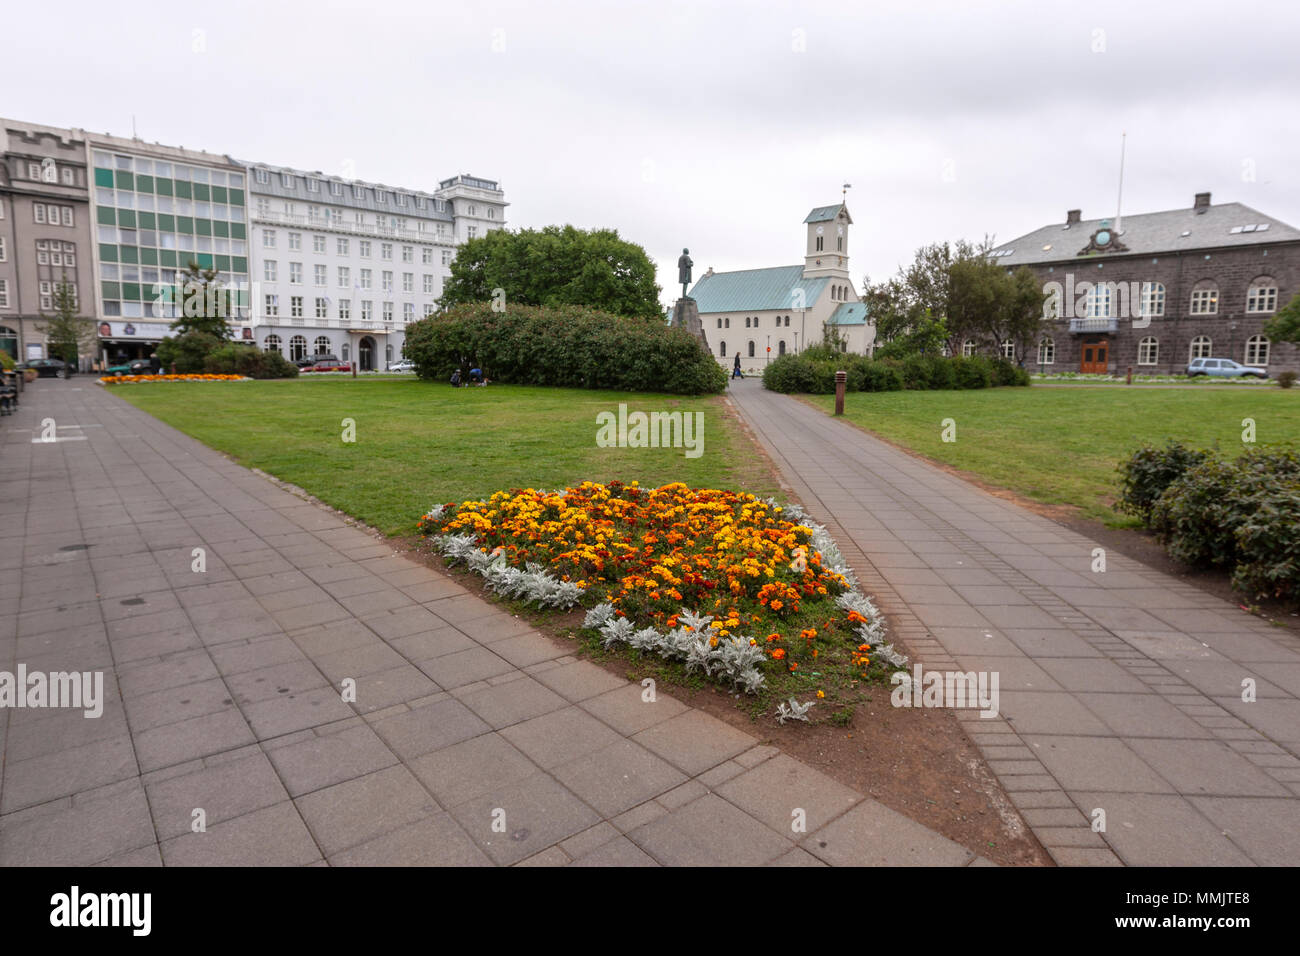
[550,739,688,818]
[295,765,440,856]
[528,659,629,702]
[631,709,757,777]
[716,753,861,836]
[449,772,601,866]
[312,642,408,682]
[388,626,476,662]
[499,706,624,770]
[0,779,156,866]
[133,708,256,773]
[1125,738,1292,797]
[628,793,790,866]
[801,797,974,866]
[144,748,288,840]
[418,646,514,688]
[1,734,138,812]
[568,835,659,867]
[241,685,355,739]
[124,677,240,731]
[579,683,689,736]
[328,814,493,866]
[490,632,568,668]
[370,697,492,760]
[160,801,321,866]
[1074,791,1253,866]
[1024,735,1173,793]
[265,721,399,797]
[407,731,541,808]
[456,676,567,729]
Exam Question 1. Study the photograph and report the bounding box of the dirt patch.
[394,532,1051,867]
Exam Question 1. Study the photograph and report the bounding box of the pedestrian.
[149,352,161,375]
[732,354,743,380]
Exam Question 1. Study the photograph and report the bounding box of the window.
[28,162,40,179]
[784,316,791,327]
[381,271,393,292]
[353,184,364,199]
[381,243,392,260]
[422,248,433,265]
[962,339,976,357]
[467,226,477,239]
[290,296,303,318]
[1037,337,1055,364]
[307,178,319,193]
[289,262,303,284]
[0,280,7,308]
[1190,287,1218,314]
[402,245,413,263]
[383,302,394,322]
[338,300,351,320]
[314,336,331,354]
[337,237,349,256]
[264,260,278,281]
[442,250,452,266]
[256,168,270,184]
[263,229,277,248]
[1138,336,1159,365]
[403,303,415,322]
[1245,335,1270,366]
[1140,282,1165,318]
[1190,335,1212,360]
[1086,282,1111,318]
[281,172,294,188]
[717,318,722,329]
[744,317,750,328]
[62,167,74,186]
[376,190,387,204]
[338,266,350,288]
[33,204,45,224]
[402,273,413,293]
[361,301,373,321]
[360,269,372,289]
[423,274,434,294]
[314,264,327,286]
[289,335,307,360]
[815,236,823,251]
[747,341,755,357]
[359,240,371,258]
[315,297,328,318]
[312,235,326,254]
[39,281,53,310]
[719,341,726,357]
[264,334,282,354]
[1247,282,1278,313]
[288,232,302,250]
[265,294,279,316]
[488,208,496,220]
[1001,339,1015,360]
[0,237,5,262]
[778,340,786,355]
[724,317,729,328]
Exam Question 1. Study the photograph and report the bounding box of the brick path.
[729,378,1300,866]
[0,379,981,866]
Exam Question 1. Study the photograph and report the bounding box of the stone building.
[687,203,875,371]
[989,193,1300,374]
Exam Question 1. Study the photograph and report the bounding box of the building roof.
[991,201,1300,267]
[688,265,830,313]
[804,203,851,224]
[237,160,455,221]
[827,302,868,326]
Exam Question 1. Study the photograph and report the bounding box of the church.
[686,202,875,371]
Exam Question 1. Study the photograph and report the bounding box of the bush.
[156,331,221,373]
[1278,370,1297,389]
[1116,441,1212,525]
[203,343,299,379]
[404,303,726,395]
[1231,487,1300,601]
[763,352,1028,394]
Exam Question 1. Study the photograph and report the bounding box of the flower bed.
[418,481,906,717]
[99,373,248,385]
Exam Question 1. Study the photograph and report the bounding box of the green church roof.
[826,302,868,326]
[687,265,830,314]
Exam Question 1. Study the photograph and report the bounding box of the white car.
[389,360,417,373]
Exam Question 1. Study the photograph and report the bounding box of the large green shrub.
[1115,441,1212,525]
[1231,488,1300,601]
[403,303,726,395]
[762,352,1027,394]
[156,330,221,373]
[203,343,299,379]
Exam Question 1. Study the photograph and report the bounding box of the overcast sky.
[5,0,1297,309]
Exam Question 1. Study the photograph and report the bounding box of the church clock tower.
[803,203,852,279]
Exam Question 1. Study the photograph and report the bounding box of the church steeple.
[803,203,852,279]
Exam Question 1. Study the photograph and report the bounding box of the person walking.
[732,354,743,380]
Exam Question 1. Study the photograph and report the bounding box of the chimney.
[1194,192,1211,212]
[1066,209,1081,225]
[705,267,714,278]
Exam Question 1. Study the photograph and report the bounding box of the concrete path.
[0,379,979,867]
[730,378,1300,866]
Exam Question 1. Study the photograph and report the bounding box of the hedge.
[762,351,1029,393]
[1117,444,1300,602]
[203,343,299,379]
[403,303,727,395]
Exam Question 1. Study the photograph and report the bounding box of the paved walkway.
[0,379,981,867]
[730,378,1300,866]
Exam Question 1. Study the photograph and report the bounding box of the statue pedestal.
[671,297,710,353]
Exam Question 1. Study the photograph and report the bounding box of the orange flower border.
[98,374,249,385]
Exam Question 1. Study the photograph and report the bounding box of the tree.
[169,260,234,340]
[1265,292,1300,345]
[37,274,95,372]
[437,225,664,321]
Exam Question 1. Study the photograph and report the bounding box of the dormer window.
[256,168,269,184]
[307,178,320,192]
[353,184,364,199]
[331,181,343,196]
[377,190,387,204]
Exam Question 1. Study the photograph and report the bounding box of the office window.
[1190,287,1218,315]
[265,294,279,316]
[359,240,371,258]
[290,295,303,318]
[401,245,413,263]
[264,334,282,354]
[1245,335,1270,366]
[381,243,392,260]
[314,264,327,286]
[360,269,372,289]
[383,302,393,322]
[403,303,414,322]
[422,247,432,265]
[382,271,393,292]
[402,273,413,293]
[288,232,302,250]
[1189,335,1212,360]
[361,300,373,321]
[263,229,277,248]
[338,299,351,320]
[0,279,7,307]
[337,237,349,256]
[289,262,303,284]
[315,297,328,318]
[338,266,350,288]
[33,204,46,224]
[314,336,331,354]
[1247,282,1278,313]
[310,234,325,254]
[264,260,278,281]
[423,274,434,294]
[1138,336,1159,365]
[442,250,451,266]
[39,280,53,310]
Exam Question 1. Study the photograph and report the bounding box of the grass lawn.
[113,377,779,535]
[806,386,1300,525]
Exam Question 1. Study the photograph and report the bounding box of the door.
[358,336,375,372]
[1080,336,1109,373]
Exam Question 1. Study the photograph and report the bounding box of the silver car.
[1186,357,1268,379]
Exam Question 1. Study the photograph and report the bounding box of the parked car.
[106,359,154,376]
[20,358,67,378]
[297,353,337,369]
[1186,357,1269,379]
[389,359,417,373]
[306,359,352,373]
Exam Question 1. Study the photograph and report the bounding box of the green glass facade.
[92,150,249,320]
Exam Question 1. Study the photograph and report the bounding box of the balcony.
[250,208,455,245]
[1068,316,1119,334]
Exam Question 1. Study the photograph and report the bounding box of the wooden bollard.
[834,369,847,415]
[1126,365,1132,385]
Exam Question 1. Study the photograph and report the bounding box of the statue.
[677,248,693,299]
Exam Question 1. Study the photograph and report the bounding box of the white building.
[688,203,875,371]
[244,165,506,370]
